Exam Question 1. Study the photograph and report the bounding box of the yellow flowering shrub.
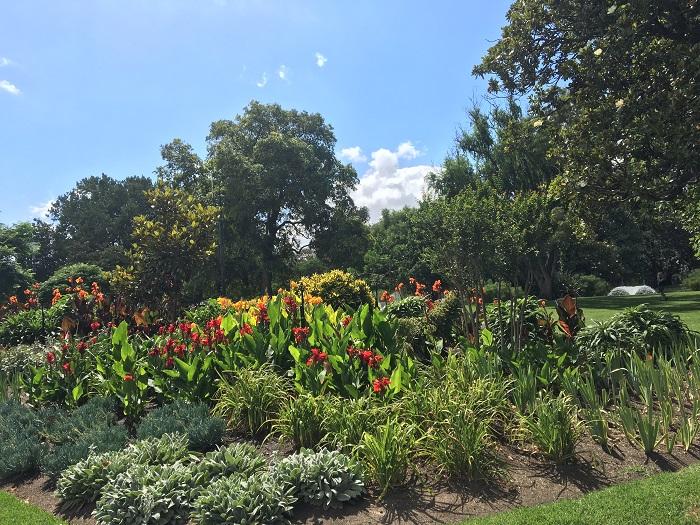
[299,270,373,310]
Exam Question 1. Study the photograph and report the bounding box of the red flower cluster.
[347,346,383,368]
[239,323,253,336]
[283,295,298,315]
[256,301,270,324]
[62,362,72,374]
[76,341,88,353]
[90,321,101,332]
[46,351,56,364]
[306,347,327,366]
[123,374,134,382]
[373,376,390,394]
[380,291,394,303]
[432,280,442,293]
[292,326,310,344]
[342,316,352,327]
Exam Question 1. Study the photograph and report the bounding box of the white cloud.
[0,57,13,67]
[0,80,20,95]
[351,143,437,222]
[315,52,327,68]
[277,65,288,81]
[256,72,267,88]
[30,199,54,220]
[340,146,367,163]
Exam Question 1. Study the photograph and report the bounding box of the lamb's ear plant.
[273,448,364,509]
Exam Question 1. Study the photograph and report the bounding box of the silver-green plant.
[273,448,364,509]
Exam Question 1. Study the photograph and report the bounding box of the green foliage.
[427,290,461,343]
[358,418,415,499]
[273,448,364,509]
[299,269,374,310]
[385,296,426,319]
[185,298,226,326]
[38,263,107,304]
[682,269,700,291]
[214,365,290,436]
[0,295,70,346]
[274,393,327,450]
[322,396,385,454]
[577,305,692,359]
[562,274,610,298]
[0,222,36,298]
[0,401,44,480]
[525,393,580,464]
[191,472,296,525]
[136,401,225,452]
[55,433,190,507]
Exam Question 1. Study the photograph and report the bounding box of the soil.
[3,431,699,525]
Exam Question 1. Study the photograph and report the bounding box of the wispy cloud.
[0,57,14,67]
[256,72,268,88]
[0,79,21,95]
[340,146,367,163]
[30,199,54,220]
[315,52,327,68]
[277,65,288,81]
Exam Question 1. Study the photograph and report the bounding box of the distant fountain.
[608,285,657,296]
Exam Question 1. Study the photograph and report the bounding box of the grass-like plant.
[273,393,327,449]
[358,418,416,499]
[214,364,290,436]
[525,393,580,464]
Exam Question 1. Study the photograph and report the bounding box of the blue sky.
[0,0,511,224]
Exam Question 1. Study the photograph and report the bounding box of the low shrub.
[577,305,693,359]
[274,393,327,450]
[185,298,226,327]
[214,365,290,436]
[41,396,117,444]
[299,269,374,310]
[571,274,610,297]
[38,263,107,305]
[386,296,426,319]
[136,401,225,451]
[0,295,70,346]
[427,290,461,344]
[682,269,700,291]
[0,401,44,480]
[56,433,190,508]
[274,448,364,509]
[192,472,296,525]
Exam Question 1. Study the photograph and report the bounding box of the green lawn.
[0,492,66,525]
[566,290,700,332]
[461,465,700,525]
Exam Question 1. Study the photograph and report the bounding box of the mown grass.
[0,491,67,525]
[461,465,700,525]
[571,291,700,332]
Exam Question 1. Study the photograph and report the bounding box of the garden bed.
[3,432,698,525]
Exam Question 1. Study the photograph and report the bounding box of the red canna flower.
[239,323,253,336]
[165,357,174,368]
[347,345,359,358]
[90,321,101,332]
[190,332,200,345]
[77,341,88,353]
[306,347,328,366]
[46,351,56,364]
[380,291,394,303]
[292,326,310,344]
[123,374,134,382]
[426,299,435,311]
[283,295,298,315]
[432,280,442,293]
[395,282,404,292]
[256,301,270,324]
[373,376,391,394]
[342,316,352,327]
[62,362,72,374]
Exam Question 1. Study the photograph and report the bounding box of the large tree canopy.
[207,101,360,292]
[50,174,153,269]
[474,0,699,202]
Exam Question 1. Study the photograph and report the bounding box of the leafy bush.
[0,401,44,480]
[273,448,364,509]
[386,296,426,318]
[56,433,190,507]
[0,295,70,346]
[274,393,327,450]
[299,269,374,310]
[214,365,290,436]
[41,396,117,444]
[682,269,700,291]
[41,426,129,480]
[137,401,225,451]
[322,396,385,454]
[38,263,107,304]
[192,472,296,525]
[395,317,431,354]
[427,290,461,343]
[94,443,266,525]
[0,344,44,376]
[185,298,226,327]
[564,274,610,297]
[577,305,693,359]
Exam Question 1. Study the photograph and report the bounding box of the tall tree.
[207,101,359,292]
[0,222,36,297]
[474,0,699,202]
[50,175,153,269]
